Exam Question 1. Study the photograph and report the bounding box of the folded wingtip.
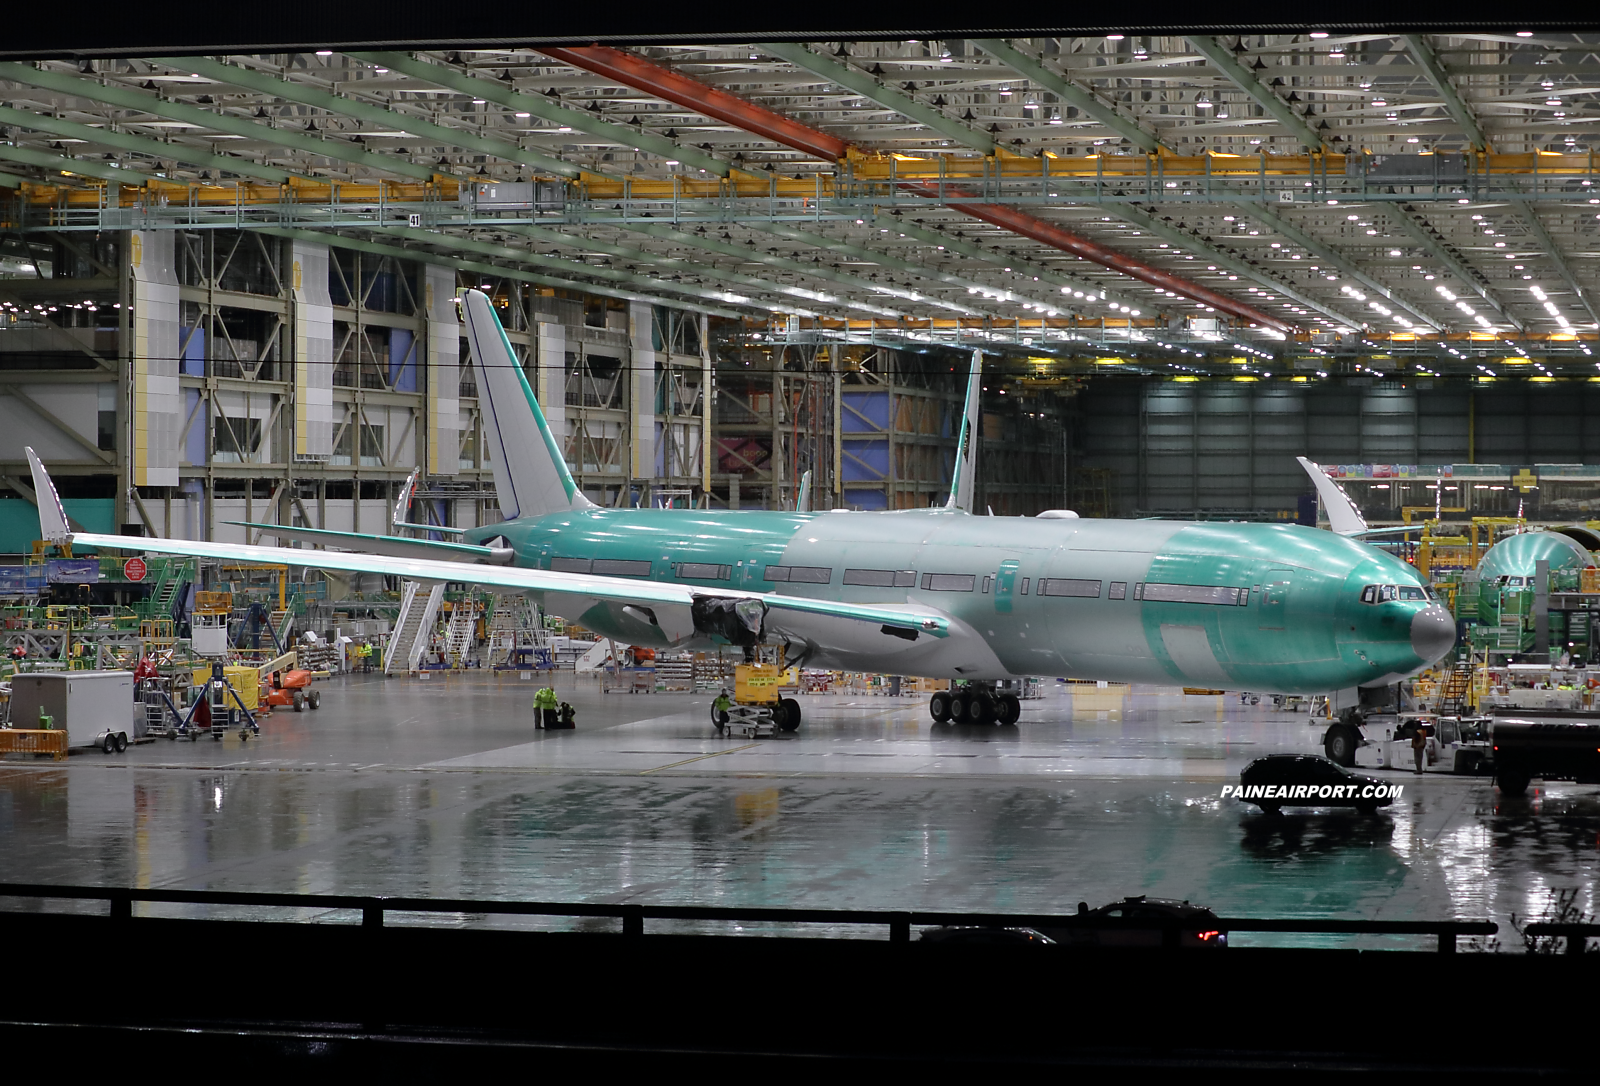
[24,446,72,544]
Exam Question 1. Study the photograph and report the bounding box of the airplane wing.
[1295,456,1369,535]
[1346,524,1428,539]
[228,522,514,564]
[73,530,950,639]
[26,448,948,641]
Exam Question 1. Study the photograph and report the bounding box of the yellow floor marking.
[641,743,758,775]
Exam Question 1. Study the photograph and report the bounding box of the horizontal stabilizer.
[228,522,513,564]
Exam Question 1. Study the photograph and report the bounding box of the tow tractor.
[711,661,801,738]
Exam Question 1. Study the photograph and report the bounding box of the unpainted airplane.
[30,290,1455,731]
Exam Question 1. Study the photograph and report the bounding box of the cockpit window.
[1507,576,1526,588]
[1363,583,1429,603]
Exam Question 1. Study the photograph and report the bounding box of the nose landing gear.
[930,684,1020,726]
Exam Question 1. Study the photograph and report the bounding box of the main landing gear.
[929,684,1021,726]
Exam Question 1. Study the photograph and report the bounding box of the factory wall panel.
[423,264,458,477]
[130,230,180,486]
[291,240,334,460]
[629,302,655,480]
[1073,379,1593,516]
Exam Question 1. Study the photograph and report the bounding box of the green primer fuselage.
[1477,531,1590,582]
[466,508,1446,693]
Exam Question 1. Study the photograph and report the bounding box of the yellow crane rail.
[13,150,1600,207]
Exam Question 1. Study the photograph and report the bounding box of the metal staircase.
[444,598,476,662]
[485,594,552,668]
[383,580,446,675]
[1438,656,1474,716]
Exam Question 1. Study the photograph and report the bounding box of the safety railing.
[1522,923,1600,955]
[0,883,1496,952]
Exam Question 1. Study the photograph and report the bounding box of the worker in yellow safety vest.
[534,684,559,729]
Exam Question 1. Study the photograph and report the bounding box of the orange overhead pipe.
[542,45,1295,335]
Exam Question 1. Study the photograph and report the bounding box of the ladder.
[485,593,530,667]
[1438,656,1474,716]
[384,580,446,675]
[445,598,476,662]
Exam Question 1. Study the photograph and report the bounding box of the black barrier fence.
[1523,923,1600,955]
[0,882,1497,952]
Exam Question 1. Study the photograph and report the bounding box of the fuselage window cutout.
[786,566,832,584]
[678,562,730,581]
[765,565,790,582]
[982,575,992,594]
[845,568,905,587]
[1108,581,1126,600]
[1019,577,1030,596]
[922,573,977,592]
[1039,578,1102,598]
[1237,588,1250,606]
[894,570,917,588]
[593,559,652,578]
[1133,582,1144,600]
[1360,584,1377,604]
[550,557,592,574]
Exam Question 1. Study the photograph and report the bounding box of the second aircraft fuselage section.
[466,509,1448,692]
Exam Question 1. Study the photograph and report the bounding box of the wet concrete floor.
[2,672,1597,947]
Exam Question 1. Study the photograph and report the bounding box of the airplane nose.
[1410,605,1456,664]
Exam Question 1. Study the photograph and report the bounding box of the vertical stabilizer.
[459,289,595,519]
[945,350,983,512]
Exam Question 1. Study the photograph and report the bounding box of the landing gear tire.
[1258,803,1282,816]
[102,733,117,754]
[1355,801,1378,816]
[114,733,128,754]
[1324,724,1358,767]
[1497,766,1531,797]
[776,697,801,732]
[929,691,953,723]
[996,693,1021,726]
[949,693,971,723]
[968,694,996,726]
